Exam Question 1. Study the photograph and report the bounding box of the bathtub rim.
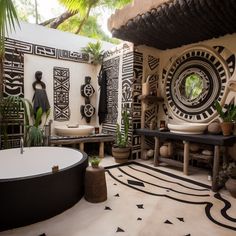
[0,146,87,183]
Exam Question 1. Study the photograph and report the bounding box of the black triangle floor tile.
[177,217,184,222]
[137,204,144,209]
[164,220,173,224]
[105,206,112,210]
[116,227,125,232]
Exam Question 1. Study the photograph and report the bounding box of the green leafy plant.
[89,156,101,167]
[24,103,50,147]
[215,101,236,122]
[217,161,236,186]
[115,108,129,148]
[81,41,104,65]
[0,96,27,149]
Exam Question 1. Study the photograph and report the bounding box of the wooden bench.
[49,134,115,158]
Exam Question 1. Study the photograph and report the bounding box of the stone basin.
[54,125,94,136]
[167,123,208,134]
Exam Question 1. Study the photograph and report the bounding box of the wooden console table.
[49,134,115,158]
[136,128,236,192]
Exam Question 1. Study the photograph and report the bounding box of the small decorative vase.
[225,178,236,198]
[208,121,221,134]
[220,122,233,136]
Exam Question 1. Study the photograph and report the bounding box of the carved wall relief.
[163,46,235,123]
[80,76,95,123]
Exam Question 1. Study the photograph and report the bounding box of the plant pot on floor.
[225,177,236,198]
[112,146,130,163]
[220,122,234,136]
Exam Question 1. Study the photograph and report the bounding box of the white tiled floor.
[0,155,233,236]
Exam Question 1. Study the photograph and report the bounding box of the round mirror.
[181,74,203,101]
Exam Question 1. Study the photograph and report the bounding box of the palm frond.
[0,0,19,55]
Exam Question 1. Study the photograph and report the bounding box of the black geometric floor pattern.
[105,162,236,234]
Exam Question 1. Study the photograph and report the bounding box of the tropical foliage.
[89,156,101,167]
[115,108,129,148]
[215,101,236,122]
[0,96,27,148]
[81,41,104,64]
[185,74,203,100]
[46,0,132,34]
[24,103,50,147]
[0,0,19,99]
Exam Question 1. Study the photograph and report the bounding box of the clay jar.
[208,121,221,134]
[160,142,173,158]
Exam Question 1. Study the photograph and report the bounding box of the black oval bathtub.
[0,147,88,231]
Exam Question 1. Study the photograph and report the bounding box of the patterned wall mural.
[132,52,143,159]
[102,56,120,133]
[53,67,70,121]
[163,46,235,123]
[1,38,89,148]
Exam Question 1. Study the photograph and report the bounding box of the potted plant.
[218,161,236,198]
[215,101,236,136]
[112,108,130,163]
[89,156,101,168]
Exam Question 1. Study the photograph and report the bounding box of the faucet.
[20,137,24,154]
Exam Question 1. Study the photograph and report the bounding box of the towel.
[98,67,108,124]
[33,89,50,114]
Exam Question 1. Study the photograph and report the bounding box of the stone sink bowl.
[54,125,94,136]
[167,123,208,134]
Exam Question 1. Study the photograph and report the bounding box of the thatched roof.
[108,0,236,50]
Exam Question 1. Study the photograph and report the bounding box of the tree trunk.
[39,18,56,26]
[34,0,39,24]
[75,5,92,34]
[49,11,77,29]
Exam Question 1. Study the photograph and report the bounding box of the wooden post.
[183,141,190,175]
[212,145,220,192]
[79,142,84,152]
[154,137,160,167]
[99,142,104,158]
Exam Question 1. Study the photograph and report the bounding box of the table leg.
[212,145,220,192]
[79,142,84,152]
[99,142,104,158]
[154,137,160,167]
[183,141,190,175]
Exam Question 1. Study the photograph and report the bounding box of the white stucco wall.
[7,21,116,134]
[137,33,236,126]
[24,54,99,131]
[9,21,115,52]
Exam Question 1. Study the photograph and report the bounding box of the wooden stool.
[84,166,107,203]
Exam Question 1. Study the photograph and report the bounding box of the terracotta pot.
[220,122,234,136]
[112,146,130,163]
[225,178,236,198]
